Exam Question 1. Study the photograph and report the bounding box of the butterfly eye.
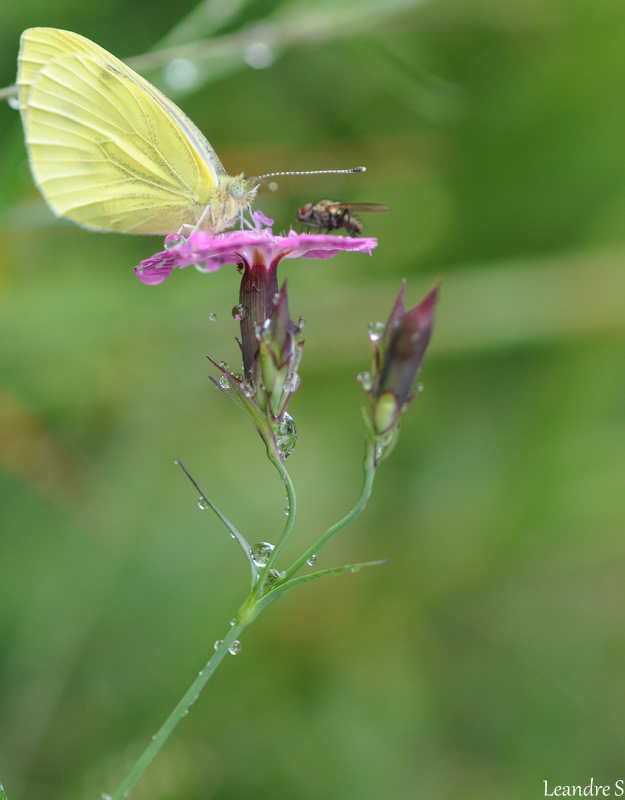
[230,182,246,199]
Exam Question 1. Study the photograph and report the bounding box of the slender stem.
[283,437,377,581]
[261,449,297,572]
[108,620,245,800]
[175,459,257,585]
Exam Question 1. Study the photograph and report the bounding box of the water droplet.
[215,359,229,370]
[228,640,242,655]
[208,312,218,322]
[367,321,386,342]
[244,40,275,70]
[214,640,223,650]
[232,303,248,321]
[275,413,297,456]
[264,569,284,588]
[284,506,290,516]
[164,58,198,91]
[241,380,256,397]
[284,373,301,393]
[250,541,275,567]
[357,372,373,391]
[198,496,210,510]
[219,375,231,389]
[307,554,318,566]
[164,233,185,249]
[230,618,237,627]
[298,316,307,329]
[375,429,398,463]
[231,371,244,382]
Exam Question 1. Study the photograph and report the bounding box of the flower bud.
[367,283,437,436]
[255,282,304,420]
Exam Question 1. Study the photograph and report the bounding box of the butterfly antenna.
[250,166,366,184]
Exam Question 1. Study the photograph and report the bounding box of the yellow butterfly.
[17,27,258,235]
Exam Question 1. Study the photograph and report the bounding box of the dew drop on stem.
[250,542,275,567]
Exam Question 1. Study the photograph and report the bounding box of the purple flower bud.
[368,283,438,435]
[254,282,304,419]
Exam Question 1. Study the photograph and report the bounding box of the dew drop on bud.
[241,380,256,397]
[232,303,248,321]
[307,554,318,566]
[250,541,275,567]
[284,373,301,393]
[219,375,231,389]
[367,321,385,342]
[228,640,242,655]
[275,413,298,457]
[198,496,210,510]
[357,372,373,391]
[375,430,397,463]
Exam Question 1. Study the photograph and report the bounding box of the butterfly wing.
[18,27,226,235]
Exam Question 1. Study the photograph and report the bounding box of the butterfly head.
[205,174,259,233]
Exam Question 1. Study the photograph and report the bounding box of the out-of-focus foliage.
[2,0,625,798]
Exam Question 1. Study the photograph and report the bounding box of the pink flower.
[134,213,377,286]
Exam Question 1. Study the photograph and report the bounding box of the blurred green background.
[2,0,625,798]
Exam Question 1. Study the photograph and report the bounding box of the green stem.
[107,429,379,797]
[259,448,297,577]
[283,436,377,582]
[109,620,245,800]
